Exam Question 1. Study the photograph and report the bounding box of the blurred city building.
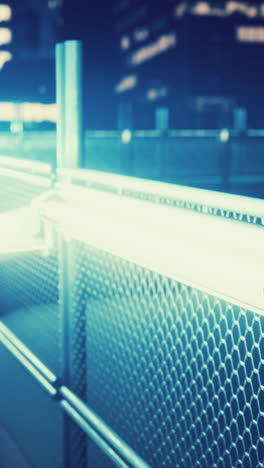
[0,0,63,129]
[8,0,62,60]
[112,0,264,129]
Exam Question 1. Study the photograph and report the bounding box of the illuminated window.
[0,4,11,22]
[219,129,230,143]
[175,2,188,19]
[121,129,132,143]
[226,2,257,18]
[147,88,168,101]
[0,102,57,122]
[0,27,11,46]
[134,28,149,42]
[21,103,57,122]
[0,102,15,120]
[147,89,158,101]
[175,1,260,19]
[0,50,11,70]
[131,33,177,66]
[115,75,137,93]
[192,2,211,15]
[120,36,130,50]
[237,26,264,43]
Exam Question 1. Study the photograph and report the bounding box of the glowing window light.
[10,121,23,134]
[120,36,130,50]
[121,129,132,144]
[134,28,149,42]
[20,103,57,122]
[192,2,211,15]
[175,2,188,18]
[0,50,11,69]
[131,33,177,66]
[175,1,260,19]
[147,89,158,101]
[147,87,168,101]
[219,129,230,143]
[226,1,257,17]
[0,102,15,120]
[0,102,57,122]
[0,4,12,22]
[237,26,264,42]
[0,27,11,46]
[115,75,137,93]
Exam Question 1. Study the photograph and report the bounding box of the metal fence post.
[56,40,85,468]
[65,40,83,169]
[56,43,66,169]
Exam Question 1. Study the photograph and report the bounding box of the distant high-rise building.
[112,0,264,129]
[0,1,63,104]
[0,2,12,70]
[11,0,62,59]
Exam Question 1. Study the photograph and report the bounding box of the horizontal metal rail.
[57,168,264,222]
[2,129,264,139]
[0,324,57,397]
[38,185,264,312]
[0,155,52,177]
[0,322,150,468]
[0,322,57,384]
[60,386,150,468]
[0,166,51,187]
[60,400,130,468]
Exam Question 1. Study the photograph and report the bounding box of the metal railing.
[0,157,263,467]
[1,129,264,196]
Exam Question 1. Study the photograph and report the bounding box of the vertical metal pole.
[155,108,169,181]
[56,43,66,169]
[56,40,85,468]
[64,41,86,468]
[56,41,70,468]
[65,40,83,169]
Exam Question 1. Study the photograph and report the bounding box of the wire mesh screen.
[68,240,264,468]
[0,246,61,375]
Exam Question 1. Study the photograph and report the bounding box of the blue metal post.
[65,40,83,169]
[55,40,84,468]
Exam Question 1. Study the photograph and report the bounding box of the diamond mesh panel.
[66,242,89,468]
[0,246,61,375]
[0,173,49,213]
[69,240,264,468]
